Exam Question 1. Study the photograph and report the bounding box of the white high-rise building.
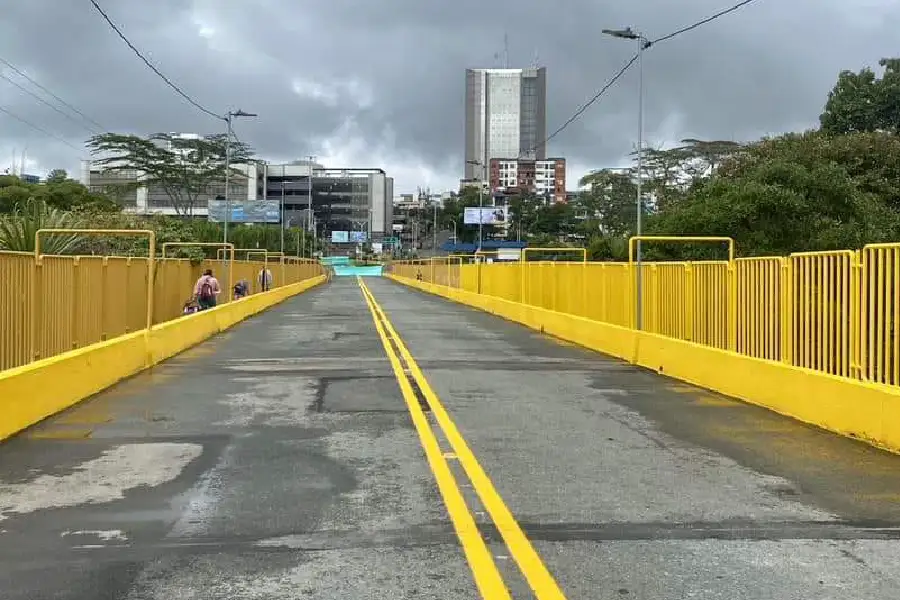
[464,67,547,181]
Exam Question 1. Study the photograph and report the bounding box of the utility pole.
[432,201,437,254]
[223,116,231,245]
[306,155,316,253]
[603,27,648,329]
[280,163,285,254]
[222,109,257,245]
[466,159,486,251]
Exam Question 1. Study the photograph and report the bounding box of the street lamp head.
[602,27,640,40]
[228,109,258,118]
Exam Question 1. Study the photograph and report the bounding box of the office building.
[464,67,547,181]
[490,157,567,203]
[81,160,394,240]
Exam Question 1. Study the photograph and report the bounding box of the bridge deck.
[2,277,900,598]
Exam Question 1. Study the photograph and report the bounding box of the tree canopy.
[0,172,117,214]
[820,58,900,135]
[86,132,254,216]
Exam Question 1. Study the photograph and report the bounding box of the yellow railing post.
[30,253,42,360]
[780,257,792,365]
[71,256,80,349]
[728,258,737,352]
[852,250,862,379]
[100,256,110,341]
[685,261,694,342]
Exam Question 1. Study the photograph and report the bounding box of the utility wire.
[0,55,106,132]
[0,72,101,134]
[531,0,761,153]
[87,0,224,121]
[534,55,639,154]
[649,0,759,45]
[0,104,82,151]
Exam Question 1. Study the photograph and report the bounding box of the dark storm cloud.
[1,0,899,190]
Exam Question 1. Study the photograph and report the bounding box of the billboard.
[350,231,368,243]
[207,199,281,223]
[331,231,349,243]
[463,206,508,225]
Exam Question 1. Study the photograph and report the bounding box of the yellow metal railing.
[0,239,324,372]
[387,238,900,390]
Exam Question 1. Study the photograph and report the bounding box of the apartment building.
[489,157,567,203]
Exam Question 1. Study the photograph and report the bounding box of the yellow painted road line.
[360,279,568,600]
[356,278,512,600]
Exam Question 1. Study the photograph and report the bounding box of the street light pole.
[306,155,316,252]
[223,114,232,246]
[222,109,257,246]
[466,159,486,251]
[432,202,437,254]
[479,164,485,251]
[280,163,285,254]
[603,27,648,329]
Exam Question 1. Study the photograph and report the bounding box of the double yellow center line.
[357,277,566,599]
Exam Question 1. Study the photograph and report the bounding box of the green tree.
[586,234,628,261]
[650,131,900,255]
[86,132,254,216]
[820,58,900,135]
[577,169,639,236]
[46,169,68,184]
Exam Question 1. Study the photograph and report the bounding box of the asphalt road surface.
[2,276,900,599]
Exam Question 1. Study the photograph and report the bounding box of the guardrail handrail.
[33,229,157,361]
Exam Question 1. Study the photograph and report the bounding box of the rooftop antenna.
[504,32,510,68]
[532,49,540,68]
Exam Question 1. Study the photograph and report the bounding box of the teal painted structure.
[320,256,382,276]
[332,265,383,277]
[320,256,351,267]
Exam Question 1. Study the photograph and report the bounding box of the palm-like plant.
[0,198,84,254]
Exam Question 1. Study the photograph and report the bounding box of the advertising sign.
[463,206,508,225]
[207,199,281,224]
[350,231,368,243]
[330,230,349,243]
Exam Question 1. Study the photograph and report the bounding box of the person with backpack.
[193,269,220,310]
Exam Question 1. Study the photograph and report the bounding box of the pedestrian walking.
[193,269,221,310]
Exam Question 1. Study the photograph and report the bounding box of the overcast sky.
[1,0,899,194]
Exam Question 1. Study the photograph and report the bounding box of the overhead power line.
[0,71,101,134]
[0,55,106,132]
[87,0,224,121]
[531,0,762,153]
[536,55,639,154]
[649,0,759,46]
[0,104,82,151]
